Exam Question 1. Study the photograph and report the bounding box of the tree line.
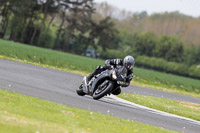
[94,2,200,71]
[95,2,200,47]
[0,0,118,54]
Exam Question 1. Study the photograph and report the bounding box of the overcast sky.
[95,0,200,17]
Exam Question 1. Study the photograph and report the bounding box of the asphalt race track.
[0,59,200,133]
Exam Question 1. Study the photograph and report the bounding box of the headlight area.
[112,71,117,79]
[117,81,126,85]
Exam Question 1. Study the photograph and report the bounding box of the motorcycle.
[76,66,129,100]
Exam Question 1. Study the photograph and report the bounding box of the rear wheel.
[76,84,86,96]
[93,82,113,100]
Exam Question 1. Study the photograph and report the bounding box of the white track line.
[102,95,200,126]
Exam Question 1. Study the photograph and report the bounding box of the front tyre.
[76,84,86,96]
[112,87,121,95]
[93,82,113,100]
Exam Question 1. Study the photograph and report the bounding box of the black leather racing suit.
[87,59,134,95]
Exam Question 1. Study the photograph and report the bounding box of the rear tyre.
[76,84,86,96]
[93,82,113,100]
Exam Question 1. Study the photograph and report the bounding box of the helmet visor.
[126,63,133,69]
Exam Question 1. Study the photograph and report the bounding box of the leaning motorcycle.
[76,66,128,100]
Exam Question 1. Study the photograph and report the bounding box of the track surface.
[0,59,200,133]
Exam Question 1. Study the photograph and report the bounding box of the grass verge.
[119,93,200,121]
[0,89,177,133]
[0,39,200,97]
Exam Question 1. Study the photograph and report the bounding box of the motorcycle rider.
[86,55,135,95]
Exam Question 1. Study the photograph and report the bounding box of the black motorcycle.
[76,66,128,100]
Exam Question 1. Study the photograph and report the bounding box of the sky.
[94,0,200,17]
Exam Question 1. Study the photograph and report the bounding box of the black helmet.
[123,56,135,70]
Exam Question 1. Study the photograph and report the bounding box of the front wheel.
[76,84,86,96]
[93,82,113,100]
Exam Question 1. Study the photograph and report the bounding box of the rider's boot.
[86,69,99,84]
[86,74,93,84]
[86,65,106,84]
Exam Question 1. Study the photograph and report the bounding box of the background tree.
[183,46,200,65]
[62,0,95,52]
[154,35,184,62]
[133,32,156,57]
[91,17,120,50]
[0,0,11,38]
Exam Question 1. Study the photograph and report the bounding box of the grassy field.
[0,89,177,133]
[119,93,200,121]
[0,39,200,96]
[133,68,200,97]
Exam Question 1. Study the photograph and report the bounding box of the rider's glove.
[127,74,133,81]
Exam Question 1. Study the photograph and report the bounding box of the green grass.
[134,68,200,97]
[119,93,200,121]
[0,39,200,96]
[0,89,177,133]
[0,39,103,72]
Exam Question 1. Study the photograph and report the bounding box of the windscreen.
[115,66,127,80]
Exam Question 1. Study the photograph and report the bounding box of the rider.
[86,55,135,95]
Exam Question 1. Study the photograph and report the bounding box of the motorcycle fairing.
[90,70,111,93]
[82,76,89,93]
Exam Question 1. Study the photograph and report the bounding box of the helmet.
[123,56,135,70]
